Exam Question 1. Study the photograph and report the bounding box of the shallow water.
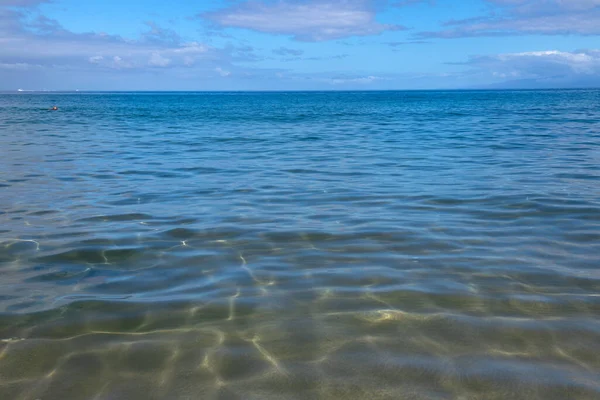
[1,90,599,399]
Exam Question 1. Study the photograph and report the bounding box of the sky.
[1,0,599,90]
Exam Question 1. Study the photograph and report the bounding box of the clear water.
[1,90,599,400]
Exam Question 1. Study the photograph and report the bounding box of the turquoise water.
[1,90,599,399]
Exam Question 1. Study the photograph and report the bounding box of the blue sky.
[1,0,599,90]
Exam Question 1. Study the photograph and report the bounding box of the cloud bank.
[202,0,402,41]
[0,1,260,89]
[1,0,600,90]
[421,0,600,37]
[464,49,600,88]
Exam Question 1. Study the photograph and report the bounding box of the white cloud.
[273,47,304,56]
[464,49,600,87]
[88,55,103,64]
[112,56,134,69]
[172,42,209,55]
[0,62,39,70]
[215,66,231,77]
[203,0,402,41]
[421,0,600,37]
[148,52,171,67]
[0,7,235,75]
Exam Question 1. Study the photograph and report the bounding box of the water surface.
[1,90,600,399]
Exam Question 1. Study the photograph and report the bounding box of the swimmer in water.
[50,106,58,111]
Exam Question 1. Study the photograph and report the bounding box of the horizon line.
[2,87,599,94]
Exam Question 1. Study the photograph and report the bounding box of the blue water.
[1,90,599,399]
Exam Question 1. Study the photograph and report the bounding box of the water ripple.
[1,90,599,399]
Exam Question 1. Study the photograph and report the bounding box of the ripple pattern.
[1,90,600,399]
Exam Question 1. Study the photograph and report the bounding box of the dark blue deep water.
[1,90,600,399]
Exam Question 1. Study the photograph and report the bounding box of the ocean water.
[0,90,599,400]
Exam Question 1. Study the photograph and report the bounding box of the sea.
[1,90,599,400]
